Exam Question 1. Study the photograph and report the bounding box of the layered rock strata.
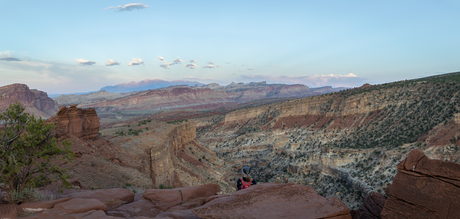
[381,150,460,218]
[0,83,58,118]
[48,105,100,140]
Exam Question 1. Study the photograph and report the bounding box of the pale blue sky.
[1,1,459,93]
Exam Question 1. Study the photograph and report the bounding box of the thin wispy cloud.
[240,73,365,88]
[247,68,253,70]
[160,62,172,69]
[76,59,96,66]
[105,3,149,12]
[207,61,214,64]
[0,51,21,61]
[0,57,21,61]
[127,58,144,66]
[202,65,215,68]
[106,59,120,66]
[183,63,197,69]
[172,58,184,64]
[190,60,198,63]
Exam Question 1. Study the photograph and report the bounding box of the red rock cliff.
[0,83,58,118]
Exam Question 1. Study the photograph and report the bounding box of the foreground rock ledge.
[192,183,351,219]
[381,150,460,219]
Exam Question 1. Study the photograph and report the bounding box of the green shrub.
[9,187,47,204]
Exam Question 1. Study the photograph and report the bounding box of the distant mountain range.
[100,79,204,93]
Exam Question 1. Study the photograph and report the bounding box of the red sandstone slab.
[192,183,351,219]
[63,188,135,203]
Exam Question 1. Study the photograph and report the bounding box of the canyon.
[192,74,460,209]
[1,72,460,218]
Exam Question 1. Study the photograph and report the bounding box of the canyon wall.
[0,83,58,118]
[195,79,460,208]
[108,121,233,192]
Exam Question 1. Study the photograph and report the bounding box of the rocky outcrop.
[0,83,58,118]
[192,183,351,219]
[14,183,353,219]
[351,192,386,219]
[48,105,100,140]
[381,150,460,218]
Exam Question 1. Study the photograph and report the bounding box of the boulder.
[63,188,135,204]
[381,150,460,218]
[351,192,386,219]
[191,183,351,219]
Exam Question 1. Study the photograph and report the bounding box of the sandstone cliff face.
[49,105,100,140]
[0,83,58,118]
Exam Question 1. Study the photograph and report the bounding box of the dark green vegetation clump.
[159,184,173,189]
[0,102,74,203]
[167,119,188,124]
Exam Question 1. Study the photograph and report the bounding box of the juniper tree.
[0,102,74,203]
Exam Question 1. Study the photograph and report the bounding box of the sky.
[1,1,460,94]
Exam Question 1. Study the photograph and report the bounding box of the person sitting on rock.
[237,166,257,190]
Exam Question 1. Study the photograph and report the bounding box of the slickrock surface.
[12,183,354,219]
[61,188,135,203]
[381,150,460,219]
[350,192,386,219]
[191,183,351,219]
[143,184,220,211]
[0,83,58,118]
[48,105,100,140]
[20,198,122,219]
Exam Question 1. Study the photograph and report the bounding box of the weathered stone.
[115,199,162,218]
[51,198,108,214]
[21,197,72,213]
[63,188,135,204]
[381,150,460,218]
[48,105,100,140]
[192,183,351,219]
[155,209,201,219]
[351,192,386,219]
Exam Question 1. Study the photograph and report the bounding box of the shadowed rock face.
[381,150,460,219]
[48,105,100,140]
[0,83,58,118]
[351,191,386,219]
